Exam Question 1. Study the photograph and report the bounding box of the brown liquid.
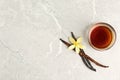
[90,26,112,49]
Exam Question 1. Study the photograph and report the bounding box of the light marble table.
[0,0,120,80]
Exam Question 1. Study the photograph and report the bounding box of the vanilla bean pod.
[71,32,96,71]
[81,52,109,68]
[71,32,95,67]
[80,49,93,67]
[71,32,77,41]
[60,38,96,71]
[59,32,109,71]
[80,53,96,71]
[60,38,70,47]
[80,49,96,71]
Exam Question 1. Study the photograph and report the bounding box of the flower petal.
[69,37,75,43]
[77,37,82,43]
[75,47,80,54]
[78,44,85,49]
[68,45,75,50]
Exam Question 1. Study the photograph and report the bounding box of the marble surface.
[0,0,120,80]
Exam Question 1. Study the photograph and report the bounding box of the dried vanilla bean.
[80,49,94,68]
[81,52,109,68]
[80,54,96,71]
[60,38,70,47]
[71,32,96,71]
[59,32,109,71]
